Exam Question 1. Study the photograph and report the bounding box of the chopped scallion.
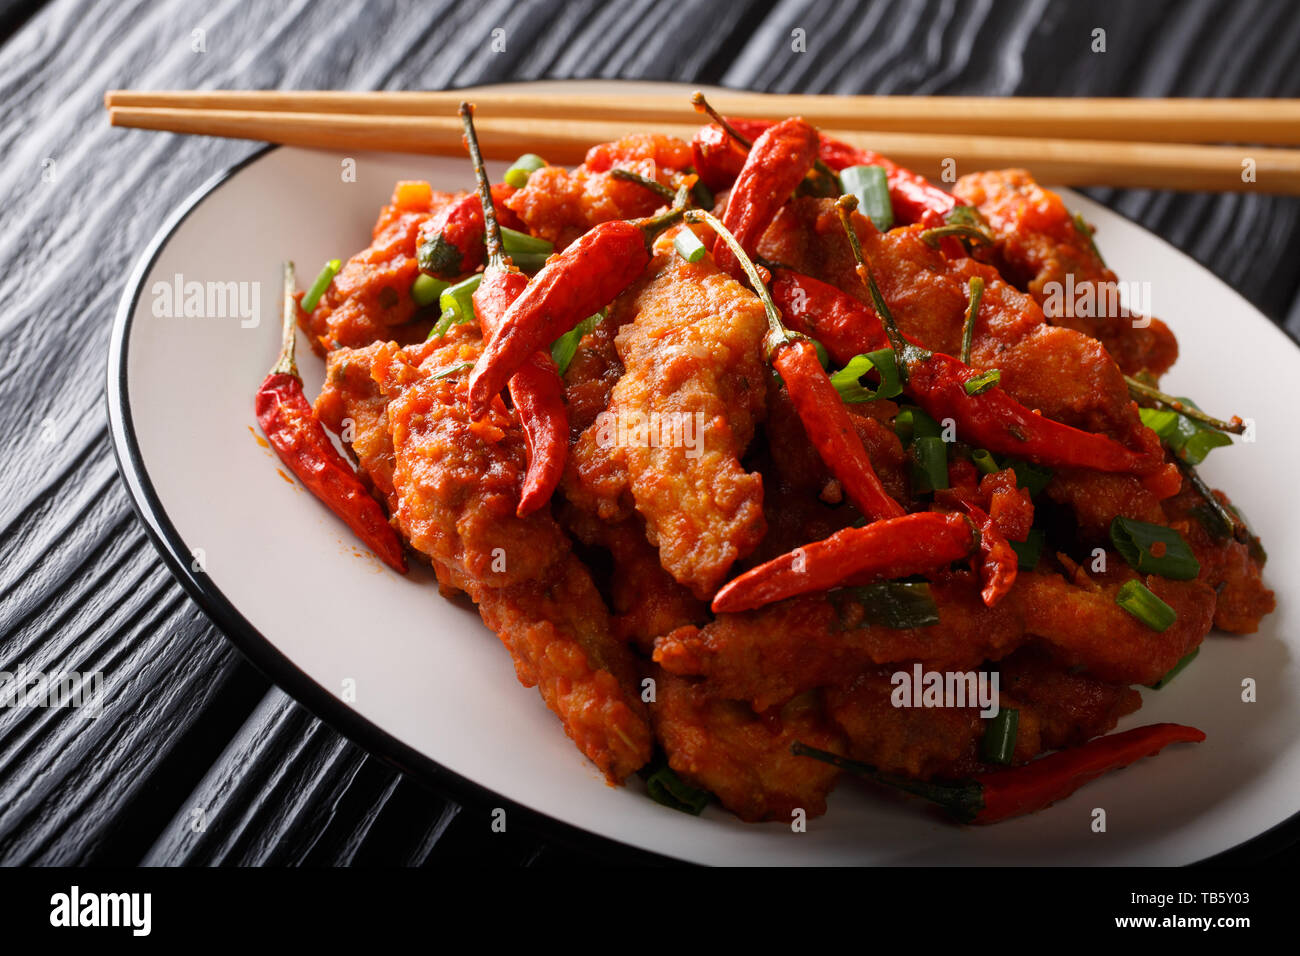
[840,165,893,232]
[438,273,482,326]
[301,258,341,313]
[836,581,940,629]
[912,435,949,492]
[830,348,902,403]
[972,448,1000,475]
[645,763,710,815]
[1138,403,1232,466]
[410,273,448,308]
[963,368,1001,395]
[1005,459,1053,497]
[981,707,1018,765]
[503,152,546,188]
[1147,647,1200,689]
[1109,516,1200,580]
[1116,579,1177,632]
[673,228,707,263]
[1009,528,1045,571]
[550,310,605,376]
[501,226,553,256]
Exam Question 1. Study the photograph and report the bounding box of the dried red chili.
[794,723,1206,824]
[711,511,976,614]
[460,102,568,517]
[416,183,520,279]
[255,262,407,573]
[467,201,687,418]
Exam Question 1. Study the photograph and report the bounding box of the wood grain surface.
[1,0,1297,867]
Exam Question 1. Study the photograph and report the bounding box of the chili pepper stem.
[691,91,839,190]
[1175,457,1249,544]
[1126,376,1245,435]
[690,90,753,149]
[961,276,984,366]
[459,101,511,272]
[271,260,299,378]
[683,207,797,356]
[919,222,994,249]
[835,195,924,369]
[610,167,678,203]
[791,742,983,821]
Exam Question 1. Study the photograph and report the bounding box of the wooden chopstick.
[107,104,1300,194]
[105,89,1300,145]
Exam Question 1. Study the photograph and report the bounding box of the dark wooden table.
[1,0,1297,867]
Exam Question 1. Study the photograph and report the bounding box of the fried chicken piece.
[1016,569,1214,685]
[365,330,650,782]
[505,135,693,249]
[1162,482,1274,634]
[997,645,1142,752]
[953,169,1178,376]
[823,650,1140,781]
[653,673,844,822]
[315,342,400,508]
[301,181,454,352]
[594,233,770,598]
[559,504,710,654]
[655,579,1026,711]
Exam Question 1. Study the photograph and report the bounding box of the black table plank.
[1,0,1296,867]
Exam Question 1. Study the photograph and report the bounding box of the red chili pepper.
[770,268,888,364]
[703,116,961,228]
[467,205,685,418]
[691,121,749,191]
[415,183,519,279]
[713,117,819,280]
[460,103,568,517]
[711,511,975,614]
[685,206,902,536]
[963,503,1017,607]
[772,339,904,523]
[794,723,1205,824]
[255,263,407,573]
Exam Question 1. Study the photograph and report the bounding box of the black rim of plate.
[105,144,676,868]
[105,144,1300,869]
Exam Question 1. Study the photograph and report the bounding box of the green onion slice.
[1004,459,1053,497]
[410,273,448,308]
[840,165,893,232]
[1109,517,1200,580]
[434,273,480,332]
[673,228,707,263]
[834,581,941,629]
[830,348,902,403]
[645,764,710,815]
[1009,528,1045,571]
[1139,404,1232,466]
[1116,579,1177,632]
[550,310,605,376]
[894,405,941,446]
[981,707,1019,765]
[1147,647,1200,689]
[972,448,999,475]
[911,435,949,493]
[500,226,553,256]
[301,258,341,313]
[503,153,546,188]
[428,361,475,381]
[963,368,1001,395]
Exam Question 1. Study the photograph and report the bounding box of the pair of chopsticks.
[105,89,1300,194]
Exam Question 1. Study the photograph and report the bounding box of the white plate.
[107,82,1300,865]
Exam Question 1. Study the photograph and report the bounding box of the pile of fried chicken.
[298,131,1272,823]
